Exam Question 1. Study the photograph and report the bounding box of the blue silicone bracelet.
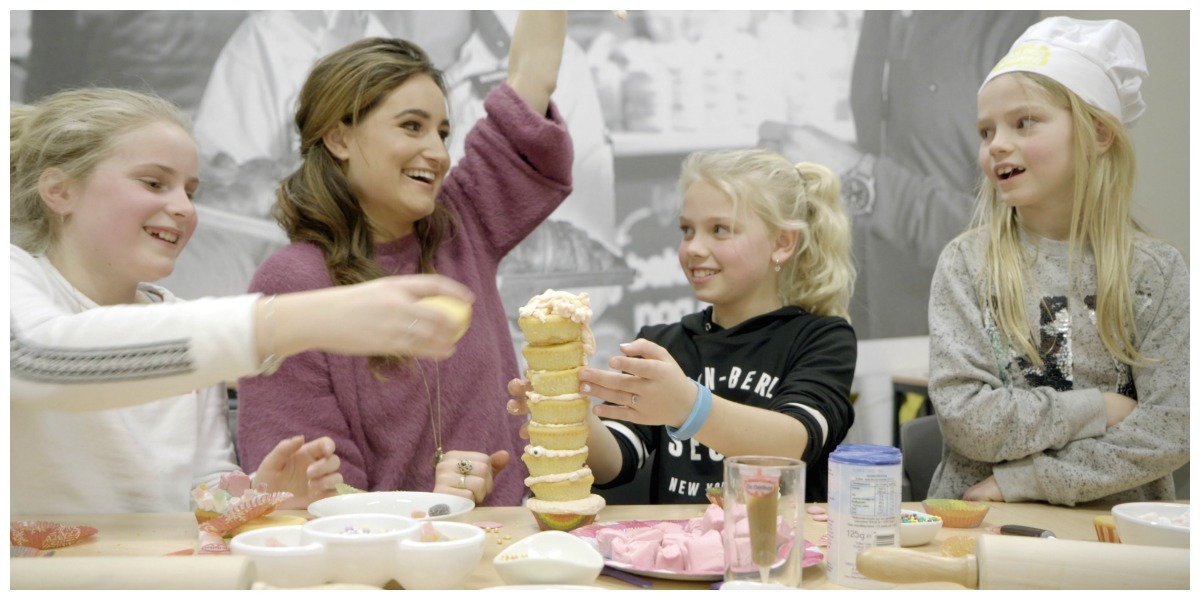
[667,379,713,441]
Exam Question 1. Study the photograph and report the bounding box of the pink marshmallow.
[654,539,689,571]
[683,529,725,573]
[611,537,661,570]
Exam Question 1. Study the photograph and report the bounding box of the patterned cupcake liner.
[531,510,599,532]
[10,521,98,550]
[198,491,293,536]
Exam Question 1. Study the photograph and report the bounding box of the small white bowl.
[493,530,603,586]
[307,491,474,521]
[230,525,328,588]
[899,510,943,547]
[300,513,419,586]
[1112,502,1189,548]
[394,521,486,590]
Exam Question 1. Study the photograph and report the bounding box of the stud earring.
[773,260,782,273]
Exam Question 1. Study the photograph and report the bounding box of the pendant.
[433,447,444,470]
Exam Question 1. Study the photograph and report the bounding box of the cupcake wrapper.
[530,511,598,532]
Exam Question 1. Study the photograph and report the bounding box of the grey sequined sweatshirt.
[926,227,1189,506]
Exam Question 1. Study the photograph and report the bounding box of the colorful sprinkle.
[902,513,943,523]
[339,526,395,535]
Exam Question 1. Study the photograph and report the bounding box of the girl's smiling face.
[678,180,782,326]
[58,121,199,296]
[331,74,451,242]
[977,74,1077,234]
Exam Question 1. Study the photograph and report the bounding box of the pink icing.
[602,504,794,573]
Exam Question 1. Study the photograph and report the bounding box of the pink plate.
[571,519,823,582]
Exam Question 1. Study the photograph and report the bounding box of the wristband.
[667,379,713,441]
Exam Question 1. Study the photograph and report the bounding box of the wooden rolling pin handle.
[856,547,979,589]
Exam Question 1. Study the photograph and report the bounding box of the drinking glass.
[722,456,805,588]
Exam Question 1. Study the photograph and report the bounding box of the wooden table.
[13,500,1153,590]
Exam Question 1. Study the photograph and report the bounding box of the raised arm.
[10,246,474,412]
[505,10,567,116]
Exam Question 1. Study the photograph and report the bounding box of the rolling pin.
[10,555,255,589]
[857,535,1189,589]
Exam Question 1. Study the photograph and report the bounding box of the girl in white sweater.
[10,87,474,514]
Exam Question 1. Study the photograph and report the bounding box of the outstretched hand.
[432,450,510,505]
[253,435,343,509]
[579,339,697,428]
[273,273,474,363]
[506,378,535,440]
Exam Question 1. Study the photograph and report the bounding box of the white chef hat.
[981,17,1148,127]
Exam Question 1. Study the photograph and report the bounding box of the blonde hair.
[972,72,1149,367]
[11,88,191,253]
[276,37,457,287]
[678,149,855,320]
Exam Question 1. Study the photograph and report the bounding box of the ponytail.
[784,162,855,319]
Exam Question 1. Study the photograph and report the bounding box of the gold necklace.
[416,359,444,471]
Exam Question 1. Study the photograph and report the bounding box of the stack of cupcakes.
[517,289,606,531]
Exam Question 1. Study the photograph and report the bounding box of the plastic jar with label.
[825,443,902,588]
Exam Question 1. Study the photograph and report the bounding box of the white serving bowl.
[899,510,943,547]
[300,513,419,586]
[307,491,474,521]
[394,521,486,590]
[1111,502,1190,548]
[230,525,328,588]
[493,530,603,586]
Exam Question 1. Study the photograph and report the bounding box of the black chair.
[900,414,943,501]
[1173,462,1189,500]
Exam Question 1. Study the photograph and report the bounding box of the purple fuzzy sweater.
[236,84,572,505]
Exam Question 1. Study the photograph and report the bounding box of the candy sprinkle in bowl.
[494,530,603,586]
[1111,502,1190,548]
[300,513,419,587]
[899,510,943,546]
[307,491,473,521]
[394,521,486,590]
[230,525,328,588]
[921,499,989,529]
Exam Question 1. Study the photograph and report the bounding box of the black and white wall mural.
[11,10,1187,449]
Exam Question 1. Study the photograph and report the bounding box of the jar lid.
[829,443,902,466]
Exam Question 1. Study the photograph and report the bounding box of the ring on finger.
[457,475,467,488]
[456,459,474,475]
[631,394,639,406]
